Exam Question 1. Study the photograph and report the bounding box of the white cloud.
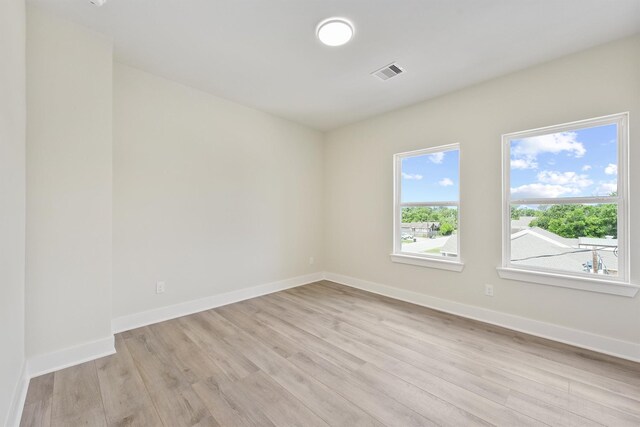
[438,178,454,186]
[536,170,592,188]
[511,184,579,199]
[513,132,586,158]
[596,181,617,195]
[428,152,444,164]
[510,131,586,170]
[402,172,423,180]
[581,165,592,171]
[513,170,593,198]
[511,158,538,170]
[604,163,617,175]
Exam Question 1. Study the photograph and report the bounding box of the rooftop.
[439,226,618,275]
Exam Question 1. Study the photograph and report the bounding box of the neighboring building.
[511,216,536,232]
[578,237,618,249]
[401,222,440,238]
[510,228,618,275]
[439,234,458,257]
[439,227,618,275]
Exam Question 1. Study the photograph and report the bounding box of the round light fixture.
[317,18,354,46]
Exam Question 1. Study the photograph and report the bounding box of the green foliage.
[401,207,458,230]
[402,206,434,222]
[440,222,455,236]
[403,204,617,239]
[510,207,538,220]
[530,204,617,238]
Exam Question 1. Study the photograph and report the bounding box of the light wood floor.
[20,281,640,426]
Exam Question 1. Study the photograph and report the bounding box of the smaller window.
[392,144,462,271]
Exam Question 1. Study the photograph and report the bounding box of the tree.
[511,206,538,220]
[529,204,617,238]
[440,222,455,236]
[401,206,458,231]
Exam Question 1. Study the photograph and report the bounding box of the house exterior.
[439,222,618,275]
[401,222,441,238]
[510,216,536,232]
[510,228,618,275]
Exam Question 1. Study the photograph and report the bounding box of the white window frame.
[498,113,638,297]
[391,144,464,272]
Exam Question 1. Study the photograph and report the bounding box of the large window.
[500,113,635,296]
[392,144,462,271]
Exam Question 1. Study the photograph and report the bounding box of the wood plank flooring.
[20,281,640,426]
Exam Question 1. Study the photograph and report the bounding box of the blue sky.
[510,124,618,199]
[401,149,459,203]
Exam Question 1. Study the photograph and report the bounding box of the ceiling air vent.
[371,63,404,81]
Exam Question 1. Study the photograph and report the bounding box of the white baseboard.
[112,272,324,334]
[27,335,116,379]
[4,363,29,427]
[323,272,640,363]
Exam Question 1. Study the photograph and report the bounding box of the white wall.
[0,0,26,423]
[26,7,113,358]
[112,64,324,318]
[324,35,640,345]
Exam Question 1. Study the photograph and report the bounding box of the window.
[499,113,637,296]
[391,144,463,271]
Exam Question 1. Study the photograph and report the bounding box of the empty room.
[2,0,640,425]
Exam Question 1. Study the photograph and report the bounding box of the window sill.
[496,267,639,297]
[390,254,464,272]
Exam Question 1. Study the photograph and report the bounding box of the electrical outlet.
[309,256,315,265]
[156,281,166,294]
[484,284,494,297]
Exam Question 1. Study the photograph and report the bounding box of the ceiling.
[30,0,640,131]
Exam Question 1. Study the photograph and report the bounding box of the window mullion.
[401,201,458,207]
[509,196,619,205]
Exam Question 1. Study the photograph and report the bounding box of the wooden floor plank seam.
[121,340,167,427]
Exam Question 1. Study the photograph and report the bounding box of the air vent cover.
[371,63,404,81]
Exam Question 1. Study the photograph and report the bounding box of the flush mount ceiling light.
[317,18,354,46]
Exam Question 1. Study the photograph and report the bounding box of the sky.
[510,123,618,200]
[401,149,459,203]
[400,124,617,204]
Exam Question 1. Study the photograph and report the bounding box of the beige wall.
[0,0,26,423]
[26,7,113,357]
[324,35,640,344]
[112,64,324,318]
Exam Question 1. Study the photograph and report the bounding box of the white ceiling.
[30,0,640,131]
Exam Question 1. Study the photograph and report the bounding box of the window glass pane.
[401,206,458,257]
[401,150,459,203]
[510,203,618,276]
[510,124,617,199]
